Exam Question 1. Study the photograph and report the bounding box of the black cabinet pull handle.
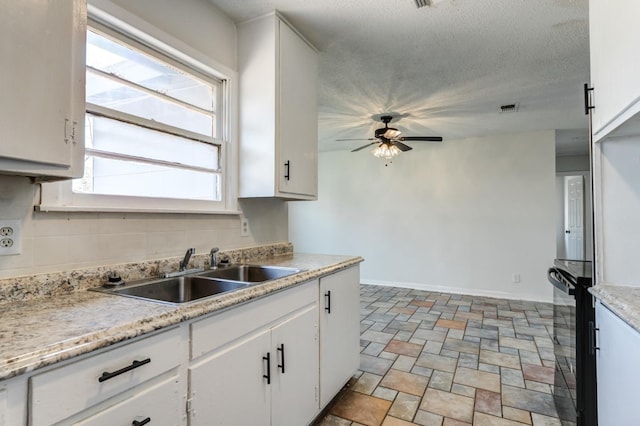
[284,160,290,181]
[98,358,151,383]
[589,321,600,355]
[277,343,285,374]
[325,290,331,314]
[584,83,595,115]
[132,418,151,426]
[263,352,271,384]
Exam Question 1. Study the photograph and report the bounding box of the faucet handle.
[210,247,220,268]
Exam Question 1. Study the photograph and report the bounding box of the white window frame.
[39,2,239,214]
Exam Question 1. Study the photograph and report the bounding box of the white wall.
[0,0,289,279]
[557,154,590,173]
[107,0,236,70]
[289,130,556,302]
[596,136,640,286]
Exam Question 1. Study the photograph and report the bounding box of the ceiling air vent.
[499,103,519,113]
[415,0,432,8]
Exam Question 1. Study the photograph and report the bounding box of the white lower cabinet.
[3,264,361,425]
[74,376,182,426]
[189,328,271,425]
[0,375,27,426]
[319,267,361,407]
[189,280,319,426]
[29,326,185,426]
[595,301,640,425]
[271,306,320,426]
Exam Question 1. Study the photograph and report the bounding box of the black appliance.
[547,259,597,426]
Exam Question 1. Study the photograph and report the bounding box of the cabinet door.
[596,301,640,425]
[73,376,182,426]
[0,375,26,426]
[0,0,85,178]
[319,267,361,407]
[271,304,319,426]
[189,329,271,426]
[278,20,318,198]
[589,0,640,140]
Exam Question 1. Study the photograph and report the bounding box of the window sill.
[35,203,242,215]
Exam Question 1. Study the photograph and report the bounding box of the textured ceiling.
[208,0,590,155]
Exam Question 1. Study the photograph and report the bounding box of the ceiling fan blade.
[383,129,402,139]
[392,141,413,152]
[351,141,378,152]
[336,138,375,141]
[399,136,443,142]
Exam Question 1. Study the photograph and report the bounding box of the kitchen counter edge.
[0,253,363,381]
[589,284,640,334]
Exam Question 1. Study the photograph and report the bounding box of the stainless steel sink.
[95,275,249,304]
[197,264,303,283]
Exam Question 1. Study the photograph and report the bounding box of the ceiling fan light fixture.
[383,128,402,139]
[372,142,400,160]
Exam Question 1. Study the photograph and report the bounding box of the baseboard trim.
[360,279,552,303]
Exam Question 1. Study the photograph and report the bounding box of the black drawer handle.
[277,343,285,374]
[132,418,151,426]
[284,160,290,181]
[263,352,271,384]
[325,290,331,314]
[99,358,151,383]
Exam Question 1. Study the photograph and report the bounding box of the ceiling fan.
[339,115,443,159]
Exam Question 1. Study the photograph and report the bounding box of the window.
[40,15,237,213]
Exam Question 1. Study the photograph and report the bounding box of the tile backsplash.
[0,242,294,304]
[0,176,289,279]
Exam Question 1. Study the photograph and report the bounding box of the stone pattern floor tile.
[317,285,563,425]
[330,391,393,426]
[381,369,430,397]
[420,388,475,422]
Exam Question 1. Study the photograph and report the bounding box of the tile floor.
[317,284,571,426]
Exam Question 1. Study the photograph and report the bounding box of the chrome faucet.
[210,247,219,269]
[180,248,195,271]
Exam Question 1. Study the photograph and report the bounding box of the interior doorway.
[556,172,593,261]
[565,176,585,259]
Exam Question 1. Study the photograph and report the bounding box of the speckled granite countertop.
[589,285,640,333]
[0,253,362,381]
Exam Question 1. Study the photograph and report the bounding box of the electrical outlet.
[0,220,21,255]
[512,273,521,284]
[240,218,250,237]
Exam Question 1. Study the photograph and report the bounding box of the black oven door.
[548,267,578,423]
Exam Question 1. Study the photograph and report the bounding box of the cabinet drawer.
[30,327,183,426]
[191,280,317,359]
[74,375,182,426]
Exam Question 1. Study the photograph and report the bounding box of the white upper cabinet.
[238,12,318,200]
[589,0,640,141]
[0,0,86,180]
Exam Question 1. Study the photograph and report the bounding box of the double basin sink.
[95,265,303,305]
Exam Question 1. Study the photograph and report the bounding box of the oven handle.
[547,267,576,296]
